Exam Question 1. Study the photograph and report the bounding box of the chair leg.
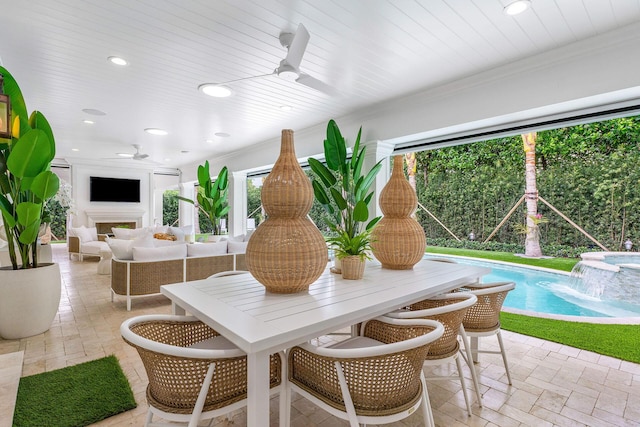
[459,328,482,406]
[420,373,435,427]
[455,356,472,416]
[496,330,512,385]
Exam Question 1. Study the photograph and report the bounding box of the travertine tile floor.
[1,244,639,426]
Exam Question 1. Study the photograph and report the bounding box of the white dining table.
[161,259,490,427]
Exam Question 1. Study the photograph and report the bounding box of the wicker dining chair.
[121,314,285,427]
[287,317,444,427]
[386,292,482,415]
[458,281,516,385]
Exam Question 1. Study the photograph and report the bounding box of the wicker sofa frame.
[111,253,247,311]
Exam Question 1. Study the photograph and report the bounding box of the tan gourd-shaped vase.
[245,129,327,293]
[371,155,426,269]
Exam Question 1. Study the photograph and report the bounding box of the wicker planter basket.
[340,256,365,280]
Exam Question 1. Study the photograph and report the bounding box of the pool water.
[424,256,640,318]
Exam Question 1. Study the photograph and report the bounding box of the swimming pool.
[424,255,640,318]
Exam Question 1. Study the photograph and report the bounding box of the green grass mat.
[500,312,640,364]
[13,355,137,427]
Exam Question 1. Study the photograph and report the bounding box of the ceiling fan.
[106,144,157,163]
[201,23,338,96]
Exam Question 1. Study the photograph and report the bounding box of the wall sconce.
[624,239,633,251]
[468,232,476,241]
[0,74,10,139]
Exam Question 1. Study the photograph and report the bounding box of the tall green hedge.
[415,117,640,253]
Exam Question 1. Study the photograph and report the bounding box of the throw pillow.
[106,234,156,260]
[187,241,228,257]
[169,226,185,241]
[227,241,248,254]
[73,226,95,243]
[111,227,132,239]
[133,244,187,261]
[105,238,134,260]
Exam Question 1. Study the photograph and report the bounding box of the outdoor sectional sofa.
[109,238,249,310]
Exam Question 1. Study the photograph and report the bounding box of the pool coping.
[425,253,640,325]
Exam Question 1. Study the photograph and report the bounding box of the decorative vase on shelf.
[245,129,327,293]
[371,155,426,269]
[340,255,365,280]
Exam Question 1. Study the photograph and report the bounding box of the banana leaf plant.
[308,119,382,260]
[0,66,60,269]
[175,162,229,235]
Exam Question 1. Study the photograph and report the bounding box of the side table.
[98,249,112,275]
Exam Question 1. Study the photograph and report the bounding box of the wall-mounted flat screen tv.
[90,176,140,203]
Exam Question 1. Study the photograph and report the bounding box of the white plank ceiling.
[1,0,639,169]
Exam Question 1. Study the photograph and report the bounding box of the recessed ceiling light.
[205,139,215,143]
[279,105,293,111]
[198,83,233,98]
[108,56,128,66]
[71,148,80,152]
[117,153,134,158]
[164,158,171,162]
[144,128,168,136]
[83,119,95,124]
[214,132,230,138]
[504,0,531,15]
[82,108,106,116]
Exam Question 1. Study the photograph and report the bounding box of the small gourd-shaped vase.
[371,155,426,269]
[245,129,327,293]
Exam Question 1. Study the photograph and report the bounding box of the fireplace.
[85,209,145,233]
[95,221,137,235]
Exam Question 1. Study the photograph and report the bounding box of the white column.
[229,171,247,238]
[179,182,196,228]
[362,140,395,219]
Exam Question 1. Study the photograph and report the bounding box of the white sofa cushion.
[187,241,228,257]
[106,234,155,260]
[169,225,193,241]
[133,244,187,261]
[227,241,248,254]
[111,227,149,240]
[71,226,97,243]
[81,240,110,255]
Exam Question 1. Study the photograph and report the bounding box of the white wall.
[68,160,155,228]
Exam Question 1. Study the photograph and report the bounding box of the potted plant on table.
[0,66,62,339]
[309,119,382,279]
[176,161,229,241]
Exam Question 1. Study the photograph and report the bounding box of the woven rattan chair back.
[287,317,444,427]
[121,315,282,426]
[403,293,477,359]
[460,282,516,332]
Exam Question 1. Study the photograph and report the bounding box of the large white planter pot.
[0,263,61,339]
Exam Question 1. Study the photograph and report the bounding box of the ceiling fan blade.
[135,153,149,160]
[284,23,310,69]
[296,73,339,96]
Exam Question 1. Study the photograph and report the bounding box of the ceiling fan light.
[276,62,299,81]
[117,153,134,158]
[504,0,531,15]
[198,83,233,98]
[108,56,128,66]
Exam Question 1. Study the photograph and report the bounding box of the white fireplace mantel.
[84,209,146,228]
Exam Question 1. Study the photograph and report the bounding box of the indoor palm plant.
[309,119,382,279]
[0,66,62,339]
[176,161,229,238]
